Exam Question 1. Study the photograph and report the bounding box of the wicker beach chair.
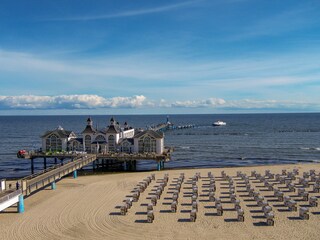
[208,171,212,178]
[230,193,236,203]
[209,191,215,202]
[190,209,197,222]
[264,206,272,216]
[147,210,154,223]
[191,194,197,203]
[309,196,318,207]
[266,212,275,226]
[151,174,155,180]
[253,191,260,201]
[288,183,295,192]
[171,201,177,213]
[120,204,128,215]
[251,171,256,177]
[282,169,287,176]
[257,196,265,206]
[288,200,297,211]
[192,201,198,212]
[151,195,157,206]
[216,203,223,216]
[147,203,153,211]
[299,207,309,220]
[313,183,320,193]
[249,188,255,197]
[234,199,241,210]
[237,208,244,222]
[261,201,269,211]
[284,196,291,207]
[126,198,133,208]
[133,192,139,202]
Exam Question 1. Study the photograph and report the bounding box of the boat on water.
[213,120,226,126]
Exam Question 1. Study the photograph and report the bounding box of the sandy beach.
[1,163,320,240]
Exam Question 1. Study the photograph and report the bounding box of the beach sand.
[0,163,320,240]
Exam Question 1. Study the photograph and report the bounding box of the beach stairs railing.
[0,189,23,213]
[20,154,97,196]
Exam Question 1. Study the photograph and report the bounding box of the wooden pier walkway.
[0,150,172,213]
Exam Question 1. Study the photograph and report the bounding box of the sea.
[0,113,320,179]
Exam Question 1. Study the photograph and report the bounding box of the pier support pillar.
[93,161,96,170]
[73,170,78,179]
[31,158,34,174]
[123,161,127,171]
[54,158,57,165]
[43,157,47,169]
[161,161,165,170]
[157,161,161,171]
[133,160,137,171]
[51,181,56,190]
[18,195,24,213]
[60,159,63,166]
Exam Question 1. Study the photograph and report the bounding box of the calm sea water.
[0,113,320,179]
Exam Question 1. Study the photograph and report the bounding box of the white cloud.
[47,0,201,21]
[172,98,226,108]
[0,95,147,109]
[0,95,318,112]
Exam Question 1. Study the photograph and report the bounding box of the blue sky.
[0,0,320,114]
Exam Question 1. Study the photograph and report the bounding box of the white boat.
[213,120,226,126]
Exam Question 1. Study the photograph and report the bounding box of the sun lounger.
[237,208,244,222]
[299,207,309,220]
[309,196,318,207]
[147,210,154,223]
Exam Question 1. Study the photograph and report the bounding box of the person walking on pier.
[16,181,20,190]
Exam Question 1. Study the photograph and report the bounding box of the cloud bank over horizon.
[0,95,317,113]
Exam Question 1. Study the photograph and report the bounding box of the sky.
[0,0,320,115]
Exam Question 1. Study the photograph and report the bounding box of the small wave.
[180,146,190,149]
[300,147,320,151]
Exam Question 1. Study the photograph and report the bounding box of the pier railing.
[21,154,97,196]
[0,189,22,205]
